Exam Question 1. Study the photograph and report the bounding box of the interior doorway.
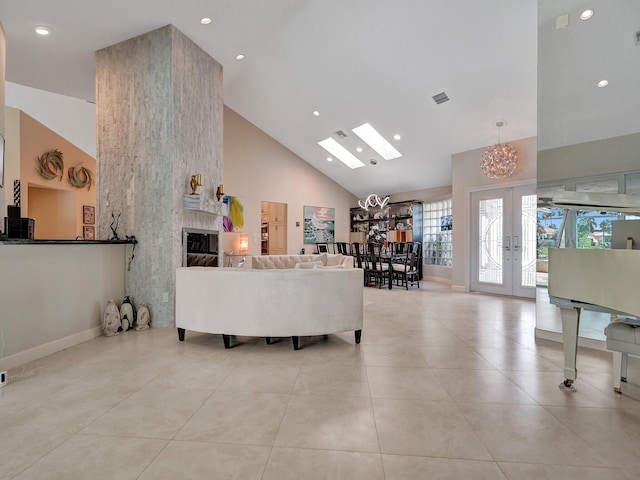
[470,184,536,298]
[261,201,288,255]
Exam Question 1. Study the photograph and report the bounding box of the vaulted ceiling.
[2,1,538,197]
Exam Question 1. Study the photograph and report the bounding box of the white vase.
[136,303,151,331]
[103,300,121,337]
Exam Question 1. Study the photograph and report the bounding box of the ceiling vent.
[432,92,450,105]
[335,130,348,138]
[635,30,640,46]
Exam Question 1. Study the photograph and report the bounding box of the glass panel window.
[422,199,452,267]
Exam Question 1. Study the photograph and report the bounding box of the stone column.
[96,25,223,326]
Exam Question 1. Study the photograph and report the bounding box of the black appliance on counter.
[3,205,35,239]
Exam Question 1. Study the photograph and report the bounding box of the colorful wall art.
[304,206,335,243]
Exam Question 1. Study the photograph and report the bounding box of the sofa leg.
[223,334,231,349]
[265,337,272,345]
[355,329,362,344]
[177,328,185,341]
[292,336,300,350]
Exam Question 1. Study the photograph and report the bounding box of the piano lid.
[551,191,640,214]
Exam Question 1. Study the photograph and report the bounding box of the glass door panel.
[478,197,504,285]
[471,185,536,298]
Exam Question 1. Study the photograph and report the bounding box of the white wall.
[0,23,6,223]
[5,82,96,158]
[0,244,126,370]
[224,106,357,255]
[451,136,537,291]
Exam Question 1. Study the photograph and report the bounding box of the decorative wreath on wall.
[67,163,95,191]
[35,149,65,181]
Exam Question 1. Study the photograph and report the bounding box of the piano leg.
[559,306,581,391]
[613,351,623,393]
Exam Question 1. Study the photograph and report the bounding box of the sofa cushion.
[315,264,344,269]
[252,257,275,269]
[295,261,323,269]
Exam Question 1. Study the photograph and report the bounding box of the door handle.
[513,236,519,251]
[504,236,510,251]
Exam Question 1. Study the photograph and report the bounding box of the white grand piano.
[547,191,640,390]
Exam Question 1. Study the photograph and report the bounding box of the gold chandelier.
[480,121,518,178]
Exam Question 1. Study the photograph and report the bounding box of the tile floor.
[1,282,640,479]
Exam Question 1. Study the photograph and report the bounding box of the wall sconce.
[216,184,225,201]
[190,174,203,195]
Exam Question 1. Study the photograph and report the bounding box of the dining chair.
[367,242,390,288]
[391,241,420,289]
[336,242,349,255]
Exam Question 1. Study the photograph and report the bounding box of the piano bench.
[604,321,640,393]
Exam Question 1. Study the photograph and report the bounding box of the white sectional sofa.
[175,253,363,350]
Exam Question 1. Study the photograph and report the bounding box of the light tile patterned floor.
[1,283,639,479]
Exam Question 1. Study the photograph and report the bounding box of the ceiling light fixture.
[327,157,332,162]
[235,54,245,60]
[352,123,402,160]
[312,110,320,117]
[358,194,389,211]
[356,147,363,153]
[318,138,365,169]
[200,17,212,25]
[480,121,518,179]
[597,79,609,88]
[34,26,52,36]
[579,9,594,20]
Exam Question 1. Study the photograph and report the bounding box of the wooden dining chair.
[367,242,390,288]
[391,241,420,289]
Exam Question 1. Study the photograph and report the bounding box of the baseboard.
[0,326,103,371]
[534,327,607,351]
[451,285,467,292]
[424,276,452,285]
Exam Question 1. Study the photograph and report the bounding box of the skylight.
[318,138,365,169]
[351,123,402,160]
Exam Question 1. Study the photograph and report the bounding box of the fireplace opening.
[182,228,221,267]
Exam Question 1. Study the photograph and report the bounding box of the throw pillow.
[314,264,344,269]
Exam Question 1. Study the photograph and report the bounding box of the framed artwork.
[83,205,95,225]
[83,225,95,240]
[304,206,335,243]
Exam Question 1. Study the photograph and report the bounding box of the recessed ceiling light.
[200,17,213,25]
[312,110,320,117]
[393,134,401,141]
[579,9,594,20]
[356,147,363,153]
[318,138,365,169]
[34,26,52,36]
[597,79,609,88]
[235,54,245,60]
[352,123,402,160]
[327,157,333,162]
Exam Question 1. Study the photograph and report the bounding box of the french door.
[470,185,536,298]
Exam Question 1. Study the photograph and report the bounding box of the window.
[423,199,452,267]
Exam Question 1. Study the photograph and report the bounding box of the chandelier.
[358,194,390,211]
[480,121,518,178]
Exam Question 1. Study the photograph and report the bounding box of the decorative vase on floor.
[136,303,151,331]
[103,300,121,337]
[119,295,135,331]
